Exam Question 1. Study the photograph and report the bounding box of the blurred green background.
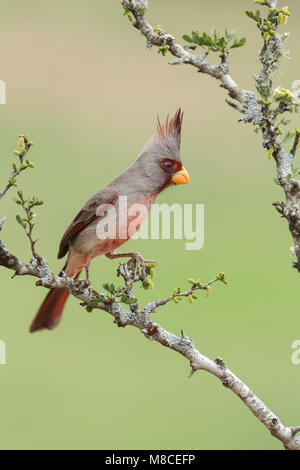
[0,0,299,450]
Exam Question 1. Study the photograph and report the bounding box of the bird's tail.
[30,268,81,333]
[30,288,70,333]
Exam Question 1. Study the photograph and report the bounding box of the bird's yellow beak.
[171,167,190,185]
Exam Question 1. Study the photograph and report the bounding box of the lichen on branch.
[0,132,300,448]
[121,0,300,273]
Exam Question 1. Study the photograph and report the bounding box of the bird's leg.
[73,266,91,294]
[72,272,80,286]
[81,265,94,299]
[105,251,157,280]
[84,265,91,286]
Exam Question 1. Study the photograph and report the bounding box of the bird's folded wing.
[57,188,118,259]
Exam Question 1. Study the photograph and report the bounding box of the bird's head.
[135,108,189,195]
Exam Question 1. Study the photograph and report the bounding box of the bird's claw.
[127,252,157,281]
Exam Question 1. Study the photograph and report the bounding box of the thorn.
[222,378,231,388]
[188,368,197,378]
[0,217,6,231]
[225,99,241,112]
[215,357,226,368]
[291,426,300,436]
[271,417,279,427]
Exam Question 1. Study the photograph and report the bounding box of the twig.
[23,205,43,263]
[291,133,300,157]
[0,217,6,231]
[154,277,222,308]
[0,234,299,449]
[0,2,299,450]
[0,136,34,200]
[122,0,261,124]
[121,0,300,273]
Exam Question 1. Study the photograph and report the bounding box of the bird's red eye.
[160,159,182,173]
[161,159,175,173]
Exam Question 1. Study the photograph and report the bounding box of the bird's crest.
[157,108,183,145]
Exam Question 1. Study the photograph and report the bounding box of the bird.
[30,108,189,333]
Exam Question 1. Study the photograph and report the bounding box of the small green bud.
[150,268,155,279]
[157,45,170,56]
[17,190,24,201]
[143,279,154,290]
[205,286,212,297]
[18,137,26,153]
[278,7,290,26]
[8,177,17,187]
[195,280,204,288]
[268,148,275,161]
[274,88,294,102]
[16,214,27,229]
[216,272,228,284]
[172,287,180,296]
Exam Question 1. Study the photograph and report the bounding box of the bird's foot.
[83,266,93,297]
[72,271,92,296]
[127,252,157,281]
[84,266,91,284]
[106,250,157,281]
[84,280,93,297]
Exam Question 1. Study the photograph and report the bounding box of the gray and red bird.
[30,108,189,332]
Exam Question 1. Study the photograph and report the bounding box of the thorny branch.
[0,158,299,450]
[0,0,299,450]
[0,221,299,449]
[121,0,300,273]
[122,0,261,124]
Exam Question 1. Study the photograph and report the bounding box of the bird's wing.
[57,188,118,259]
